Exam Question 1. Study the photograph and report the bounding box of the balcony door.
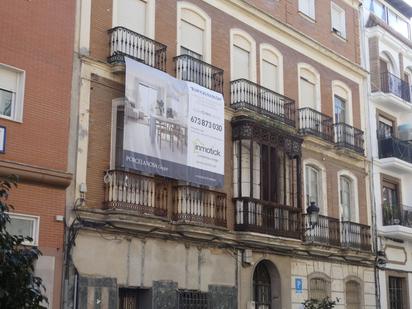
[115,0,147,35]
[378,115,394,139]
[340,176,352,222]
[382,180,400,225]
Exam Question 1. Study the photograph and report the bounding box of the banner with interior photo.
[122,57,224,187]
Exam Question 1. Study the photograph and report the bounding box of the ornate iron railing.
[383,204,412,228]
[108,26,167,71]
[103,170,168,217]
[174,54,224,93]
[298,107,334,142]
[230,79,296,127]
[341,221,372,251]
[173,185,227,227]
[378,136,412,164]
[234,197,301,239]
[333,123,364,154]
[303,214,341,246]
[379,71,411,102]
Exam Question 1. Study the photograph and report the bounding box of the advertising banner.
[123,57,224,187]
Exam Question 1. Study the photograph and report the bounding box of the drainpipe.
[358,3,381,309]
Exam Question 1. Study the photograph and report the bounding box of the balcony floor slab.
[371,92,412,113]
[376,157,412,174]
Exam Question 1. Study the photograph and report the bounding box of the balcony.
[173,54,224,93]
[381,204,412,240]
[234,197,301,239]
[103,170,227,228]
[371,72,412,112]
[173,184,227,227]
[378,136,412,173]
[230,79,295,127]
[303,215,371,251]
[341,221,372,251]
[303,215,340,247]
[108,26,167,71]
[298,108,334,143]
[333,123,364,154]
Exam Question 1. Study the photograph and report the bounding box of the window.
[377,115,394,139]
[114,0,147,35]
[6,213,39,245]
[305,165,320,207]
[0,64,24,121]
[332,81,352,125]
[346,280,361,309]
[299,0,315,20]
[340,176,352,221]
[260,47,281,92]
[388,276,406,309]
[371,0,386,20]
[309,277,330,301]
[253,262,271,308]
[119,288,152,309]
[178,290,208,309]
[334,95,346,124]
[231,29,256,82]
[331,2,346,38]
[299,66,319,110]
[382,179,400,225]
[178,4,211,63]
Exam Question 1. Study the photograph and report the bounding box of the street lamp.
[306,201,320,230]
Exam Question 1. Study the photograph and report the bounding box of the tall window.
[299,0,316,20]
[378,115,394,139]
[0,64,24,121]
[334,95,346,124]
[232,35,252,80]
[114,0,147,35]
[382,179,400,225]
[331,2,346,38]
[299,67,318,110]
[340,176,352,221]
[388,276,406,309]
[261,49,279,92]
[253,262,271,309]
[179,9,206,60]
[305,165,319,207]
[346,281,361,309]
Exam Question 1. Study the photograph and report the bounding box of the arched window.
[308,274,331,301]
[332,81,352,126]
[346,280,361,309]
[305,165,320,207]
[298,64,320,110]
[253,262,271,308]
[260,44,283,93]
[177,2,211,62]
[338,170,359,223]
[231,29,256,82]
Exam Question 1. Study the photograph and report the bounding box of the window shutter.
[261,60,278,91]
[181,20,204,56]
[0,68,18,92]
[116,0,147,35]
[233,45,250,80]
[300,78,316,109]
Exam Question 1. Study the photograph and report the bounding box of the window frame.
[308,273,331,301]
[7,213,40,246]
[303,160,327,215]
[298,63,321,110]
[298,0,316,21]
[332,80,353,126]
[331,2,346,39]
[387,275,409,309]
[230,29,257,82]
[0,63,25,122]
[259,44,284,94]
[337,170,359,223]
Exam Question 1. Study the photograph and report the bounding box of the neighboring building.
[66,1,375,308]
[362,0,412,308]
[0,0,76,308]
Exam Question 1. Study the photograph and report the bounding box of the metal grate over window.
[346,280,361,309]
[177,290,208,309]
[389,276,404,309]
[309,278,329,301]
[119,288,138,309]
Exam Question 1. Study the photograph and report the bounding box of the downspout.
[358,3,381,309]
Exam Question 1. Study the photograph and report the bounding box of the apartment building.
[67,0,375,308]
[362,0,412,308]
[0,0,76,308]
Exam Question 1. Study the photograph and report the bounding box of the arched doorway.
[253,260,281,309]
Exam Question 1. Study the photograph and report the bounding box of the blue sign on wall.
[295,278,303,294]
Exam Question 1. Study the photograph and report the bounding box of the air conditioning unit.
[398,124,412,142]
[242,249,253,265]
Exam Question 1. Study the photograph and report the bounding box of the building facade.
[0,0,76,308]
[66,0,376,308]
[362,0,412,308]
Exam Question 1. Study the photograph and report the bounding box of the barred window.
[119,288,138,309]
[178,290,208,309]
[346,280,361,309]
[389,276,405,309]
[309,277,330,301]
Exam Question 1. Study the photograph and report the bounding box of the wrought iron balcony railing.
[298,107,334,143]
[174,54,224,93]
[378,136,412,164]
[383,204,412,228]
[378,71,412,102]
[341,221,372,251]
[173,184,227,227]
[303,214,340,247]
[108,26,167,71]
[230,79,296,127]
[333,123,364,154]
[104,169,168,217]
[234,197,301,239]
